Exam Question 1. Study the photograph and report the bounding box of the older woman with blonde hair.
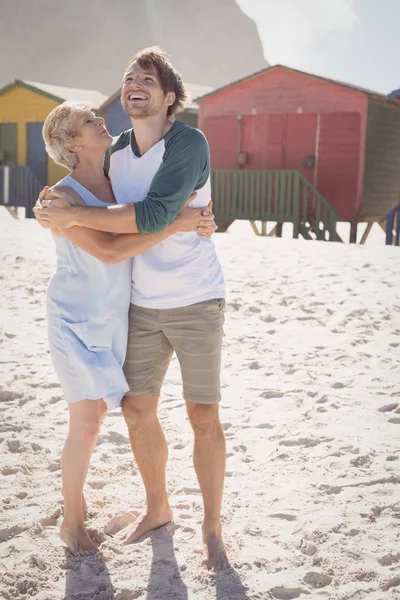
[40,101,215,553]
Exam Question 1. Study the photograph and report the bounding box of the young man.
[35,48,228,570]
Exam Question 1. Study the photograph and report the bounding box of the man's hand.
[173,198,217,238]
[33,190,79,229]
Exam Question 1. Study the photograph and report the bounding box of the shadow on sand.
[145,526,188,600]
[214,564,250,600]
[64,548,115,600]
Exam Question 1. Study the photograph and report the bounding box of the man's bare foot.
[120,505,173,545]
[60,520,98,553]
[202,521,230,571]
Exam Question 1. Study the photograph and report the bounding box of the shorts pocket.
[203,298,225,313]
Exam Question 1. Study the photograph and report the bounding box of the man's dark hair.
[126,47,187,117]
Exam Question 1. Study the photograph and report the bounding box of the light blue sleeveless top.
[46,175,132,409]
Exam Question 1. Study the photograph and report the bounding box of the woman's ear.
[66,143,82,153]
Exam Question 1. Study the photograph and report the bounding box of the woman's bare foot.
[202,521,230,571]
[60,520,98,553]
[62,489,87,521]
[82,494,88,520]
[120,505,173,545]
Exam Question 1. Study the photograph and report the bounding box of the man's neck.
[131,113,174,156]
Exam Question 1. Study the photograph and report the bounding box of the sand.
[0,210,399,600]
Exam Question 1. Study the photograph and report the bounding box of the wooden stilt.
[249,220,260,236]
[275,223,283,238]
[267,225,277,237]
[5,207,19,219]
[261,221,267,236]
[349,222,358,243]
[360,222,373,245]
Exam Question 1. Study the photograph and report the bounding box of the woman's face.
[72,110,113,154]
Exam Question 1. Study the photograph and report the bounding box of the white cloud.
[236,0,358,67]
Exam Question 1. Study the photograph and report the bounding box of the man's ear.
[166,91,176,107]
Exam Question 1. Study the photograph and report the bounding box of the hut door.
[241,115,285,169]
[0,123,18,165]
[27,122,48,185]
[283,114,318,183]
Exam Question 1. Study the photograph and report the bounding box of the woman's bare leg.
[60,398,107,552]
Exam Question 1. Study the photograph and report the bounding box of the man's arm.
[57,201,216,263]
[34,195,140,233]
[34,127,210,234]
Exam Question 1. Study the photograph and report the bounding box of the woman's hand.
[173,197,218,238]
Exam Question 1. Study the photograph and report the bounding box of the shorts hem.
[183,393,221,405]
[124,388,161,398]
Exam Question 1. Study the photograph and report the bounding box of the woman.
[40,101,215,553]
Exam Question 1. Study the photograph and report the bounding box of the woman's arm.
[59,202,216,264]
[61,225,176,263]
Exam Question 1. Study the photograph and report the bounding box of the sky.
[237,0,399,95]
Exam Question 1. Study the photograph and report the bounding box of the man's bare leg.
[186,402,229,570]
[60,399,107,552]
[120,394,172,544]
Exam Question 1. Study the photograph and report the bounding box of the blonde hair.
[42,101,93,170]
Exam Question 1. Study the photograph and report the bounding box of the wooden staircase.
[211,169,340,241]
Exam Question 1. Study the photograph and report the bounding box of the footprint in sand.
[304,571,332,589]
[279,437,334,448]
[378,403,398,413]
[268,513,297,522]
[270,586,307,599]
[1,467,19,475]
[0,525,26,542]
[0,390,23,402]
[260,391,285,399]
[104,512,139,535]
[175,503,191,510]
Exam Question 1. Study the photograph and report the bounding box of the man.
[35,47,228,570]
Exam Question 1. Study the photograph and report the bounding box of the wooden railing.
[0,165,43,218]
[211,169,338,241]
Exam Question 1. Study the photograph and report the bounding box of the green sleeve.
[134,127,210,234]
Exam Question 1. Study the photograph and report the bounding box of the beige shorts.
[123,298,225,404]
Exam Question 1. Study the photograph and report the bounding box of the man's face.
[121,61,175,120]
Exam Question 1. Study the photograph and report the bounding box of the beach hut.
[196,65,400,242]
[100,83,213,136]
[0,79,107,192]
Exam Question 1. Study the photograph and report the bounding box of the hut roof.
[0,79,108,109]
[194,65,395,104]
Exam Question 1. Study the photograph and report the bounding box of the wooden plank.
[5,206,19,219]
[274,171,279,221]
[315,200,321,240]
[261,221,267,236]
[360,222,373,245]
[279,171,286,221]
[249,220,261,236]
[292,172,300,238]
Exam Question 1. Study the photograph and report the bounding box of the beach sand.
[0,210,399,600]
